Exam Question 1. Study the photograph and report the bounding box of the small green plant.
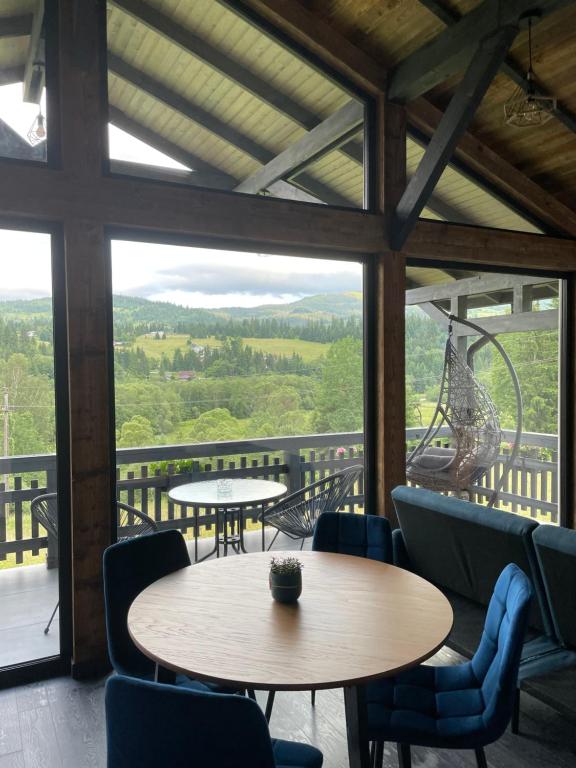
[270,556,303,575]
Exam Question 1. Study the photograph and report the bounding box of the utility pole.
[2,388,8,492]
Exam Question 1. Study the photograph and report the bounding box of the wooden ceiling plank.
[23,0,45,104]
[108,54,352,206]
[393,25,519,250]
[0,14,32,38]
[235,100,363,194]
[389,0,573,104]
[417,0,576,139]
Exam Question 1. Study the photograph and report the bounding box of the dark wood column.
[367,97,406,525]
[58,0,113,676]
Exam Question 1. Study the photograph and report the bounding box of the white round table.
[168,478,287,558]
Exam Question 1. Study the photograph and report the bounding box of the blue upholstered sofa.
[391,486,576,721]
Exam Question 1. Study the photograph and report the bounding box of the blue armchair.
[106,675,323,768]
[367,563,533,768]
[103,529,236,694]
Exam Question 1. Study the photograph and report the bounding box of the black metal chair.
[261,464,364,551]
[30,493,158,635]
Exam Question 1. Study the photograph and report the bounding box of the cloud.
[139,263,362,297]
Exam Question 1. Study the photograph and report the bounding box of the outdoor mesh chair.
[30,492,158,635]
[261,464,364,551]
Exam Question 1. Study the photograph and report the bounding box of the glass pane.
[112,240,365,557]
[0,2,48,162]
[106,0,365,208]
[0,228,60,668]
[406,266,560,524]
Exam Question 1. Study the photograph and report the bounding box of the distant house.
[190,344,205,354]
[144,330,166,339]
[26,330,36,338]
[176,371,196,381]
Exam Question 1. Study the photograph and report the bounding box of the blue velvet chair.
[106,675,323,768]
[367,563,533,768]
[103,529,234,694]
[312,511,392,563]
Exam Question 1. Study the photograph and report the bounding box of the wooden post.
[366,97,406,525]
[58,0,113,677]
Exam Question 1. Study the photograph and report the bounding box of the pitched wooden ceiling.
[304,0,576,211]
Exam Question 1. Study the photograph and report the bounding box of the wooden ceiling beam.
[23,0,45,104]
[0,14,32,38]
[393,26,518,250]
[406,272,556,305]
[409,98,576,237]
[405,219,576,270]
[235,100,363,194]
[108,54,351,207]
[0,159,383,254]
[389,0,574,104]
[417,0,576,138]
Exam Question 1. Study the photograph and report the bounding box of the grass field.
[131,334,329,363]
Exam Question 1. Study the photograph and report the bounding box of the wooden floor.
[1,652,576,768]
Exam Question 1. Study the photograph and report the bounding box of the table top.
[128,550,453,691]
[168,478,287,507]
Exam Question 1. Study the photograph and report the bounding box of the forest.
[0,293,560,458]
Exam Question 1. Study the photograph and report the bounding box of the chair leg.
[44,600,59,635]
[397,743,411,768]
[374,740,384,768]
[246,689,256,701]
[311,689,316,706]
[299,537,305,550]
[265,690,275,722]
[266,529,280,551]
[475,747,488,768]
[511,687,520,734]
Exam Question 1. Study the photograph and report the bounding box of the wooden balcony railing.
[0,428,559,567]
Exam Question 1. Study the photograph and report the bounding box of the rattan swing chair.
[406,311,522,506]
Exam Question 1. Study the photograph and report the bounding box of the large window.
[111,240,365,556]
[405,265,561,524]
[106,0,366,208]
[0,227,64,669]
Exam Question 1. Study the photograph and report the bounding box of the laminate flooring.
[1,647,575,768]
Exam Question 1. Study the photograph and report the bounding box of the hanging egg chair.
[406,311,522,506]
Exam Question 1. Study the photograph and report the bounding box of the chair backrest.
[30,492,58,539]
[471,564,533,738]
[263,464,364,539]
[312,511,392,563]
[391,485,551,634]
[117,501,158,540]
[106,675,277,768]
[533,524,576,648]
[103,529,191,678]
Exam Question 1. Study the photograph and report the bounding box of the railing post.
[284,451,302,495]
[46,468,58,570]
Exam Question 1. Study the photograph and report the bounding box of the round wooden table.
[168,478,287,559]
[128,550,453,768]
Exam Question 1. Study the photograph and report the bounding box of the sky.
[0,84,362,308]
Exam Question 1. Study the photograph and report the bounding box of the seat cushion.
[366,663,489,749]
[272,738,323,768]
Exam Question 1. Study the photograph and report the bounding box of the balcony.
[0,428,559,668]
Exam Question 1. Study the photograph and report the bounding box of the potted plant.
[269,556,303,604]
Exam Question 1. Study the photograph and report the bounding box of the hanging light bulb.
[504,15,556,128]
[27,109,46,146]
